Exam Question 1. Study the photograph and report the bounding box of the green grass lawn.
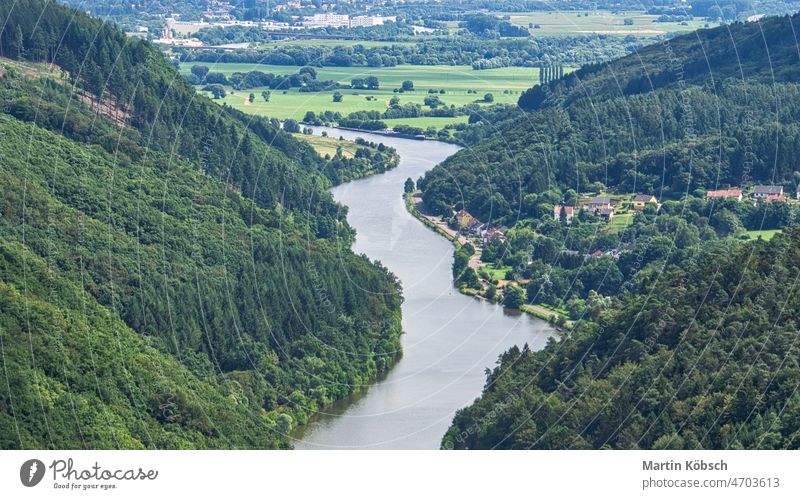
[536,302,570,317]
[743,229,781,241]
[191,63,544,127]
[383,115,469,129]
[607,212,634,234]
[504,10,719,37]
[479,264,513,281]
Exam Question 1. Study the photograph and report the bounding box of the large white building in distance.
[302,13,397,28]
[350,15,396,27]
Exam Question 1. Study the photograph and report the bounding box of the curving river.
[292,127,554,449]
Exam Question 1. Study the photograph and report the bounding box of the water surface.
[293,127,554,449]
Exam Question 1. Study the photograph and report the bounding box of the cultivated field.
[504,10,718,37]
[183,63,542,127]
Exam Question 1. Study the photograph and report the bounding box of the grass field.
[291,133,363,158]
[185,63,543,127]
[744,229,781,241]
[505,10,718,37]
[480,264,513,281]
[607,212,634,234]
[183,63,540,90]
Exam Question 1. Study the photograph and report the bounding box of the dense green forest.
[0,0,402,448]
[422,14,800,222]
[431,13,800,449]
[443,229,800,449]
[182,33,638,69]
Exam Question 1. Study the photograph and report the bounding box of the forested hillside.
[422,14,800,223]
[518,14,800,112]
[0,0,402,448]
[428,14,800,449]
[443,229,800,449]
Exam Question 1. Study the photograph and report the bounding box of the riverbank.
[404,190,573,331]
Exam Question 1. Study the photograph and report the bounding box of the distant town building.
[303,13,351,28]
[752,185,783,198]
[766,194,787,203]
[797,184,800,200]
[706,188,743,201]
[350,15,397,28]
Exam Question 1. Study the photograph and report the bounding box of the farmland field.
[183,63,545,127]
[504,10,719,37]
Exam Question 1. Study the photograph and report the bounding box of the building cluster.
[155,19,204,47]
[301,13,397,28]
[452,210,507,245]
[202,1,236,21]
[706,185,798,203]
[274,0,302,11]
[554,193,659,224]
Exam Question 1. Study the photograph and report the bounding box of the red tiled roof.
[706,189,741,198]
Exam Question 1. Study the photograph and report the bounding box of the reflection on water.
[292,127,554,449]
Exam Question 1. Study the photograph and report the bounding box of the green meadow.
[505,10,719,36]
[182,63,543,127]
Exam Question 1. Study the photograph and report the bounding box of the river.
[292,127,554,449]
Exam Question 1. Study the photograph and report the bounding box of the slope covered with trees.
[443,229,800,449]
[425,14,800,449]
[0,0,402,448]
[421,14,800,224]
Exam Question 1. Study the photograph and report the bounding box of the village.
[407,183,799,327]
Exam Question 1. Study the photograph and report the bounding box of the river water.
[292,127,554,449]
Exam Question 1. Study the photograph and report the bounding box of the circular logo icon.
[20,459,45,487]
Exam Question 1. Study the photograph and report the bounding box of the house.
[706,188,743,201]
[482,226,506,244]
[631,194,658,210]
[466,218,485,236]
[586,196,612,212]
[454,209,475,229]
[752,185,783,198]
[597,207,615,222]
[796,185,800,200]
[553,204,575,224]
[766,194,787,203]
